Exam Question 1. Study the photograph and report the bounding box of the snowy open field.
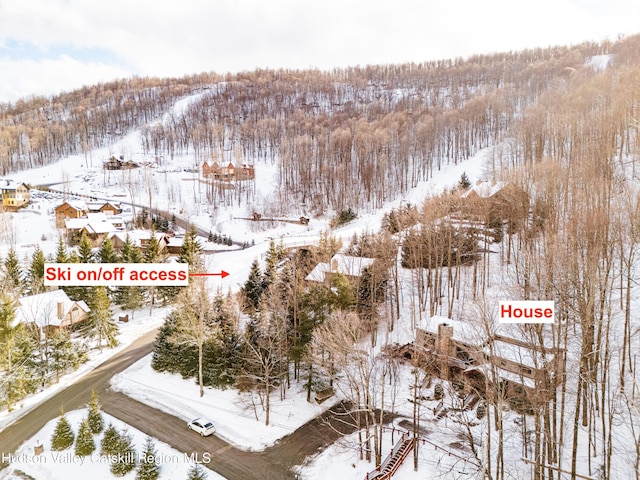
[111,354,333,452]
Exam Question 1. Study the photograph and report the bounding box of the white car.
[187,418,216,436]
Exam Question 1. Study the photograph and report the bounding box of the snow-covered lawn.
[4,408,224,480]
[0,307,169,432]
[111,354,335,451]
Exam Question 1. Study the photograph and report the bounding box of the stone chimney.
[331,257,339,272]
[436,323,455,380]
[436,323,454,356]
[57,301,65,320]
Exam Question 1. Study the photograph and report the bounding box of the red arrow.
[189,270,229,278]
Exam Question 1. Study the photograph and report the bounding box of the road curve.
[0,327,385,480]
[0,328,158,455]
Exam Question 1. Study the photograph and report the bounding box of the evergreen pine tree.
[75,418,96,456]
[110,430,137,477]
[136,437,160,480]
[144,233,166,311]
[0,293,19,372]
[179,225,203,270]
[202,293,241,388]
[262,240,285,290]
[87,390,104,434]
[26,246,46,295]
[50,329,88,382]
[2,248,22,293]
[186,463,208,480]
[115,236,145,316]
[87,286,118,351]
[51,412,75,451]
[459,171,471,190]
[144,233,165,264]
[77,231,95,263]
[100,423,120,456]
[55,237,69,263]
[97,237,119,263]
[242,259,264,312]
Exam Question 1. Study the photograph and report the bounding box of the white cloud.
[0,56,131,101]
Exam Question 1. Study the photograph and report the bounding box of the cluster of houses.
[9,174,555,411]
[55,200,189,254]
[56,200,124,244]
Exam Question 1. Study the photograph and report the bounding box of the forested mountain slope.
[2,34,638,214]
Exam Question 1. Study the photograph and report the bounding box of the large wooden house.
[415,316,563,407]
[202,161,255,181]
[460,180,529,223]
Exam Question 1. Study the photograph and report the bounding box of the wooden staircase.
[364,433,415,480]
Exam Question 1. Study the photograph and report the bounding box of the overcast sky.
[0,0,638,102]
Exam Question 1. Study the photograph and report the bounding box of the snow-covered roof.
[0,179,29,191]
[56,200,87,211]
[461,180,506,199]
[66,215,121,233]
[488,340,540,369]
[65,217,90,229]
[305,262,330,282]
[86,212,108,221]
[167,236,184,248]
[329,253,375,277]
[87,201,120,211]
[305,254,375,282]
[108,230,168,246]
[83,220,118,234]
[15,290,90,328]
[487,334,556,368]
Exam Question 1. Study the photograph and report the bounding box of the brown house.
[461,181,529,223]
[55,201,87,228]
[15,290,91,333]
[108,230,169,252]
[87,201,122,216]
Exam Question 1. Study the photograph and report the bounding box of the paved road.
[0,327,386,480]
[0,329,158,455]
